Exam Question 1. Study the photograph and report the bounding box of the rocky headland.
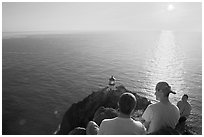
[55,85,194,135]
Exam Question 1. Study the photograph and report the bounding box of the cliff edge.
[55,85,195,135]
[55,85,150,134]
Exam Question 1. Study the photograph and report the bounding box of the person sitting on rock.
[177,94,192,123]
[98,92,146,135]
[142,82,180,134]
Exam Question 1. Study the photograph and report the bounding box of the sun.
[167,4,175,11]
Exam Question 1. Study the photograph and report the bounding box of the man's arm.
[143,121,151,131]
[97,120,105,135]
[185,103,192,117]
[141,105,153,132]
[177,101,181,110]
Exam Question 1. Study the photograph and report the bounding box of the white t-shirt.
[142,102,180,133]
[98,117,146,135]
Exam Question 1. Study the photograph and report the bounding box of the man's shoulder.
[148,102,160,108]
[147,102,158,107]
[133,120,144,127]
[143,102,159,112]
[102,117,117,123]
[151,102,178,110]
[167,103,180,114]
[131,120,146,133]
[170,102,179,108]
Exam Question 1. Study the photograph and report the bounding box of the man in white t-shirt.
[98,92,146,135]
[142,82,180,134]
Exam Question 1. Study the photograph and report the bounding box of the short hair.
[118,93,136,115]
[183,94,188,99]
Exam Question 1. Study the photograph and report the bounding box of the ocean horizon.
[2,30,202,134]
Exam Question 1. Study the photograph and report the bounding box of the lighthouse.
[108,76,116,90]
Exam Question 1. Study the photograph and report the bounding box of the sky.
[2,2,202,32]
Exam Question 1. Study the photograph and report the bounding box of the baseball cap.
[156,82,176,94]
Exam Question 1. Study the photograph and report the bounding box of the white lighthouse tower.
[108,76,116,91]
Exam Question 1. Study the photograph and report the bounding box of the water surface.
[2,30,202,134]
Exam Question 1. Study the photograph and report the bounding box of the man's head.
[118,92,136,115]
[182,94,188,102]
[155,82,176,100]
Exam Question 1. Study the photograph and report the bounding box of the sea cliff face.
[55,85,151,134]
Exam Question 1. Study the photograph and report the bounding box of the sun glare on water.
[167,4,175,11]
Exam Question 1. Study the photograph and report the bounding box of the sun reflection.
[154,31,177,80]
[145,30,185,103]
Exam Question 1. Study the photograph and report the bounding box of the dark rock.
[68,127,86,135]
[55,85,151,134]
[175,121,194,135]
[93,107,118,126]
[54,85,196,135]
[148,127,180,135]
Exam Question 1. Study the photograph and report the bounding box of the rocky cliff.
[55,85,151,134]
[55,85,194,135]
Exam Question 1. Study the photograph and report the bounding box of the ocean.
[2,31,202,134]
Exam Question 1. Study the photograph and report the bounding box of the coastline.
[55,85,197,135]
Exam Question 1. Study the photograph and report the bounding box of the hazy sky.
[2,2,202,32]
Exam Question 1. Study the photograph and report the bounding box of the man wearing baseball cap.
[142,82,180,134]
